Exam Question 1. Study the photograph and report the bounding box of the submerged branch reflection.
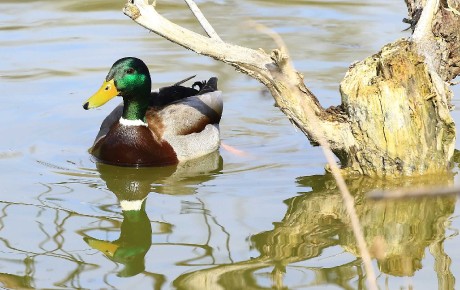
[175,173,457,289]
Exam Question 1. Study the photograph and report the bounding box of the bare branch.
[183,0,222,41]
[123,0,353,155]
[251,20,378,285]
[412,0,439,70]
[412,0,439,42]
[123,0,272,69]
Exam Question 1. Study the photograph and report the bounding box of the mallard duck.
[83,57,223,166]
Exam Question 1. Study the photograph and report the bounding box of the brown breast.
[91,122,178,167]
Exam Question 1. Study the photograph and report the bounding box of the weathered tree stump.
[340,39,455,175]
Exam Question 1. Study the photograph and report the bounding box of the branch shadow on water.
[174,172,457,289]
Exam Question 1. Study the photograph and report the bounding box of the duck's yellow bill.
[85,238,119,258]
[83,79,119,110]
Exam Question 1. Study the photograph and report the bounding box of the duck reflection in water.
[84,199,151,277]
[83,151,223,277]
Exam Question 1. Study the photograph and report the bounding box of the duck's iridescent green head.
[83,57,151,110]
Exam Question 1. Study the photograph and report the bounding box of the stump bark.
[340,39,455,175]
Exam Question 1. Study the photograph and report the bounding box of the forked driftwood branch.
[124,0,460,177]
[123,0,354,163]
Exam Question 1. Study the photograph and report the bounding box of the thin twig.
[125,3,378,288]
[249,20,289,56]
[183,0,222,41]
[253,22,379,290]
[318,138,379,290]
[369,185,460,200]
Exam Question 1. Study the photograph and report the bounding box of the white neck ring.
[120,197,146,211]
[119,117,148,127]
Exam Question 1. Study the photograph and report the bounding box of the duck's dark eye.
[126,68,135,74]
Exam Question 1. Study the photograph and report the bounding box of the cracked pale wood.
[340,39,455,175]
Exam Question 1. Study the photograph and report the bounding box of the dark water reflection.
[1,0,460,289]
